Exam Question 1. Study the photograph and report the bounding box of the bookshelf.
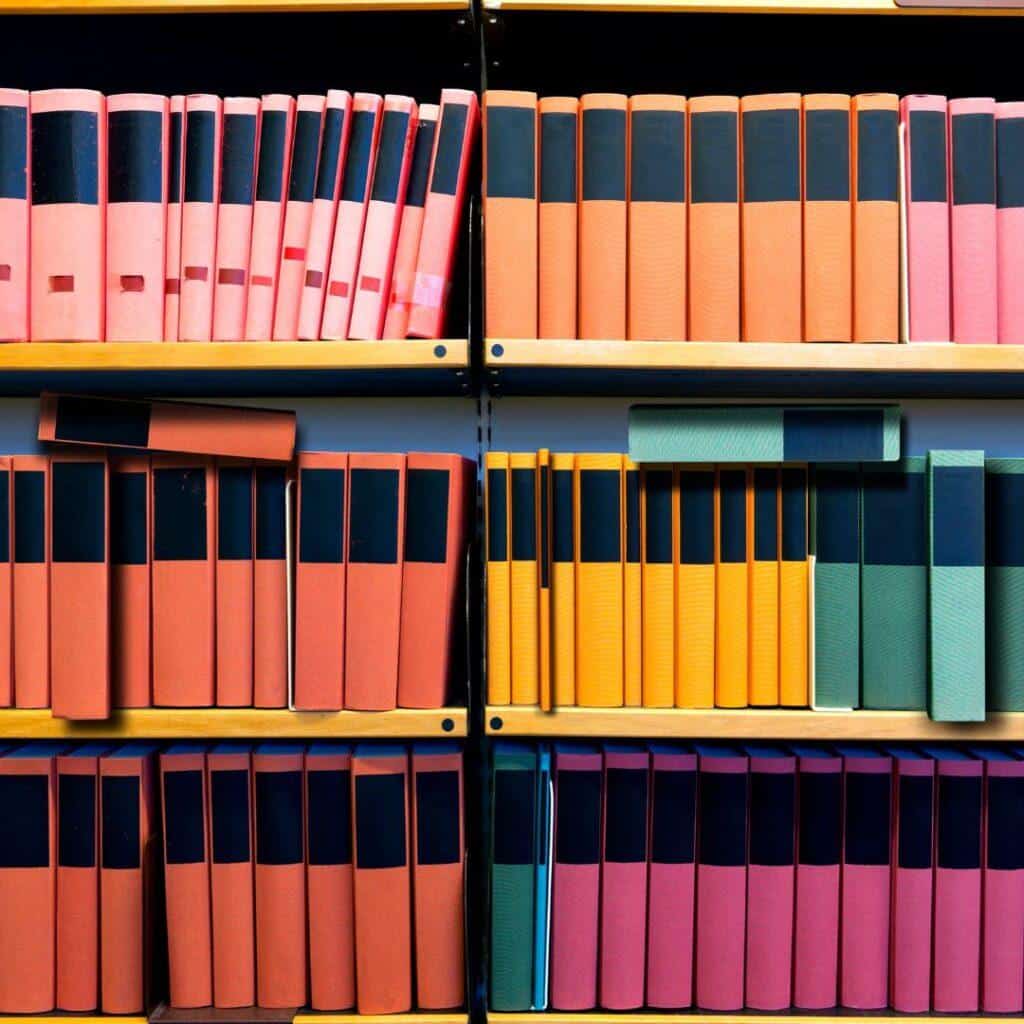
[0,0,469,11]
[489,1015,991,1024]
[481,0,1023,13]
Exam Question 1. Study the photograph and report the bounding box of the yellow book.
[575,453,624,706]
[486,452,511,704]
[749,466,780,706]
[551,452,576,706]
[510,452,539,705]
[538,449,552,711]
[780,465,810,706]
[716,466,750,708]
[642,466,675,707]
[624,456,642,706]
[676,466,715,707]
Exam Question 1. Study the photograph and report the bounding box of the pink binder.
[179,95,222,342]
[996,103,1024,343]
[30,89,105,342]
[321,94,382,339]
[106,94,168,342]
[0,89,29,343]
[349,96,418,340]
[164,96,185,342]
[244,95,295,341]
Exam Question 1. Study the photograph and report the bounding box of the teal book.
[928,451,986,722]
[986,459,1024,710]
[860,457,927,709]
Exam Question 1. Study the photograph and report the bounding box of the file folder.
[30,89,105,342]
[532,744,552,1009]
[538,97,577,340]
[345,453,405,710]
[677,467,715,707]
[551,453,574,706]
[486,451,511,704]
[715,467,749,708]
[207,743,255,1008]
[628,95,686,341]
[215,460,253,707]
[106,94,167,342]
[483,91,537,338]
[0,458,11,707]
[688,96,739,341]
[306,743,355,1011]
[13,455,48,708]
[165,96,184,340]
[645,744,696,1009]
[988,459,1024,708]
[510,452,539,706]
[352,744,412,1013]
[741,93,801,342]
[254,466,288,708]
[997,103,1024,342]
[623,458,641,707]
[151,456,215,706]
[538,451,552,713]
[161,744,212,1007]
[179,94,222,342]
[749,467,779,706]
[779,466,808,706]
[802,95,851,341]
[50,450,108,720]
[0,89,28,342]
[642,467,674,706]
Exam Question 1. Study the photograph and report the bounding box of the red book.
[254,466,288,708]
[13,455,49,709]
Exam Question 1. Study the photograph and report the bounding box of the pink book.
[695,745,747,1012]
[839,745,892,1010]
[0,89,29,342]
[164,96,185,341]
[383,104,438,339]
[645,744,696,1010]
[996,103,1024,343]
[30,89,106,342]
[244,95,295,341]
[744,745,795,1011]
[273,94,324,341]
[598,744,648,1010]
[902,95,950,342]
[348,96,418,340]
[179,95,222,342]
[950,97,997,343]
[295,90,352,341]
[886,746,934,1013]
[212,98,259,341]
[321,94,382,339]
[408,89,479,340]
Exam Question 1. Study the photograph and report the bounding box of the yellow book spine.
[510,452,539,705]
[780,465,810,706]
[624,457,642,707]
[486,452,511,704]
[749,466,780,706]
[551,453,576,706]
[642,466,675,707]
[676,467,716,708]
[538,449,552,711]
[715,466,749,708]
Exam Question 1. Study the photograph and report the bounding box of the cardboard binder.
[623,458,641,707]
[245,95,295,340]
[0,458,11,707]
[165,96,184,340]
[179,94,222,342]
[110,456,148,708]
[950,97,997,343]
[207,743,255,1008]
[839,745,892,1010]
[532,744,552,1009]
[100,743,158,1014]
[509,452,539,706]
[321,94,383,339]
[645,744,696,1009]
[741,93,801,342]
[295,90,351,342]
[212,97,259,341]
[215,460,254,707]
[538,97,577,340]
[160,743,212,1008]
[997,102,1024,342]
[350,96,417,340]
[902,95,951,341]
[487,451,511,704]
[791,745,842,1010]
[802,94,851,342]
[988,459,1024,709]
[254,466,288,708]
[779,466,808,706]
[579,94,627,339]
[628,95,686,341]
[677,467,715,707]
[13,455,48,708]
[344,453,405,710]
[352,744,412,1013]
[398,453,471,709]
[550,453,575,706]
[715,467,749,708]
[483,90,537,338]
[151,455,215,707]
[274,94,324,340]
[538,451,552,712]
[305,743,355,1011]
[295,452,346,710]
[253,744,306,1008]
[30,89,105,342]
[0,89,29,342]
[50,449,109,720]
[748,467,779,706]
[106,94,168,342]
[412,743,465,1009]
[642,467,674,706]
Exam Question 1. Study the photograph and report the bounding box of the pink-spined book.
[164,96,185,341]
[996,103,1024,343]
[0,89,30,342]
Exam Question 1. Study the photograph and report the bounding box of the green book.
[812,464,860,708]
[860,458,927,709]
[986,459,1024,710]
[490,741,537,1010]
[928,451,986,722]
[628,404,900,463]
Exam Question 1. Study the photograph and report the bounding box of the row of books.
[484,91,1024,344]
[0,87,477,342]
[490,741,1024,1014]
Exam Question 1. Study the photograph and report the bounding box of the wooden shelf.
[0,0,467,11]
[482,0,1024,14]
[490,1015,989,1024]
[295,1016,467,1024]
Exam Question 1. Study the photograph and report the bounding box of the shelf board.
[0,0,467,11]
[482,0,1023,14]
[491,1016,988,1024]
[295,1016,468,1024]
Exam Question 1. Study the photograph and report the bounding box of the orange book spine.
[715,467,750,707]
[254,466,288,708]
[0,458,12,707]
[13,455,49,708]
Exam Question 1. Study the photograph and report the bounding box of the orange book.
[254,466,288,708]
[748,467,779,706]
[741,93,802,341]
[629,95,686,341]
[13,455,48,709]
[715,467,750,707]
[0,458,12,707]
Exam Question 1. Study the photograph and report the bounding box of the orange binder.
[353,745,412,1013]
[510,451,539,706]
[677,467,716,707]
[486,451,511,704]
[779,466,809,706]
[716,467,750,707]
[642,466,676,707]
[0,89,29,343]
[50,449,108,720]
[13,455,48,709]
[551,452,575,706]
[165,96,185,341]
[345,453,406,711]
[254,466,288,708]
[151,455,215,707]
[0,458,12,707]
[539,97,578,339]
[748,467,779,706]
[624,457,642,706]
